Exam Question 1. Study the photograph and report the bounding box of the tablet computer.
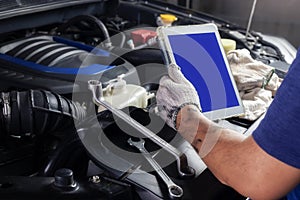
[157,23,244,120]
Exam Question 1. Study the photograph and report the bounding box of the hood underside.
[0,0,106,20]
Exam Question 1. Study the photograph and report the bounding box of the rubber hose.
[57,15,112,47]
[0,90,86,138]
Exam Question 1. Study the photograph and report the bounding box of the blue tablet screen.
[168,33,239,112]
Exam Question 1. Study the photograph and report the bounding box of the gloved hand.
[156,63,201,130]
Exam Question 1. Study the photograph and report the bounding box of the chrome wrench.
[128,138,183,199]
[88,80,195,178]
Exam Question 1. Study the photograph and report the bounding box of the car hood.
[0,0,106,20]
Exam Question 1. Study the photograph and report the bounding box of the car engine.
[0,0,295,199]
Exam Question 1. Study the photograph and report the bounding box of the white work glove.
[156,63,201,130]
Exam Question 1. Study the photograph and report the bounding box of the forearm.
[176,105,246,156]
[176,105,246,184]
[176,105,300,199]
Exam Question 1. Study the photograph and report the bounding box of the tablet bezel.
[157,23,244,120]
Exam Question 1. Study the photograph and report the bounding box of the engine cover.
[0,36,137,94]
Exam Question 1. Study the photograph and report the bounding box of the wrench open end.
[177,154,196,179]
[127,137,144,149]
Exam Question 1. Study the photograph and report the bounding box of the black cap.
[54,168,77,189]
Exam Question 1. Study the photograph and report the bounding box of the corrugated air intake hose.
[0,90,86,138]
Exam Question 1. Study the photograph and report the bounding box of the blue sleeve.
[252,48,300,169]
[287,184,300,200]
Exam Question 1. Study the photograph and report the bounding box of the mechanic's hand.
[156,63,201,130]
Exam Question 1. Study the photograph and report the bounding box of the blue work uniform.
[253,48,300,200]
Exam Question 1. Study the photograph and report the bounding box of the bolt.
[90,176,101,184]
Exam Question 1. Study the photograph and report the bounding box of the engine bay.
[0,0,294,199]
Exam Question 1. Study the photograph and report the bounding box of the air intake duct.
[0,90,86,138]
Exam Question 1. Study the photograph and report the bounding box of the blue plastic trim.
[0,53,114,75]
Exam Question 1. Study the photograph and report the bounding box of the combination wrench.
[128,138,183,199]
[88,79,195,178]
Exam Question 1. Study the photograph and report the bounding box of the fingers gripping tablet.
[157,23,244,120]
